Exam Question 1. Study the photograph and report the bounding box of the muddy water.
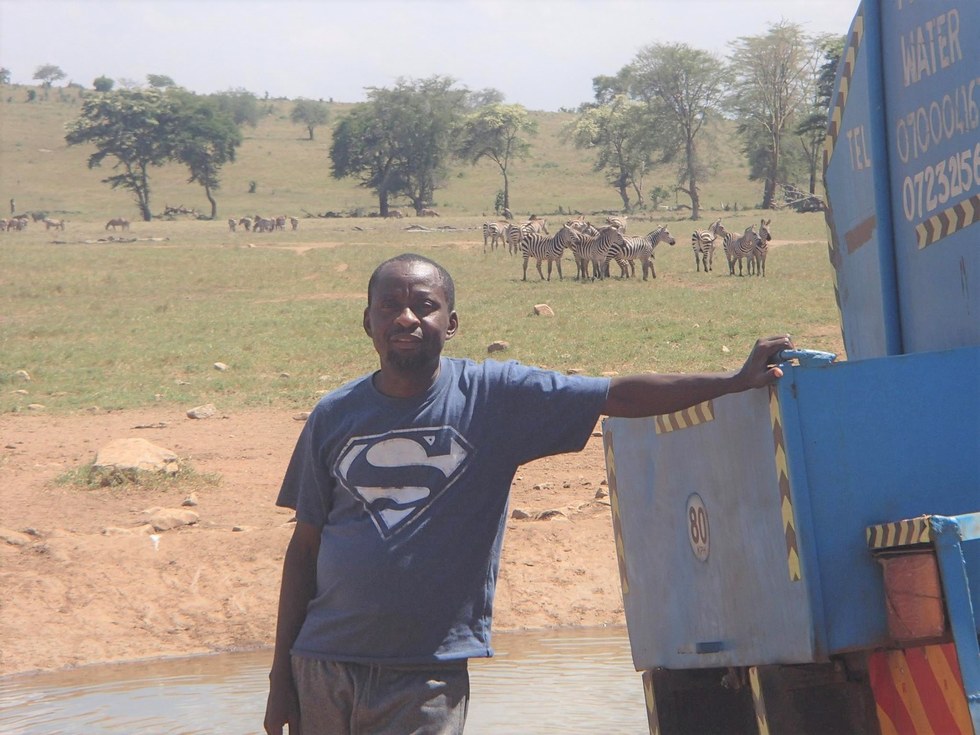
[0,627,648,734]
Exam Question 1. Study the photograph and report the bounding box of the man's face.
[363,260,458,374]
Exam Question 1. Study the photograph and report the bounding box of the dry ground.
[0,407,623,677]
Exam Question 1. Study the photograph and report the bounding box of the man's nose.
[394,307,420,326]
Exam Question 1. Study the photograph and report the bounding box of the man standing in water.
[264,252,792,734]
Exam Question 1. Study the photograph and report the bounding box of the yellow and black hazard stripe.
[769,386,801,582]
[654,400,714,435]
[749,667,771,735]
[915,193,980,249]
[866,515,932,550]
[603,429,630,597]
[823,6,864,174]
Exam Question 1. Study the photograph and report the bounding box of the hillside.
[0,84,767,221]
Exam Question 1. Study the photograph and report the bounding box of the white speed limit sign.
[686,493,709,562]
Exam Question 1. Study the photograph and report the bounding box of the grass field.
[0,86,842,416]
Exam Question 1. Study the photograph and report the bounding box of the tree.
[33,64,66,87]
[729,22,813,209]
[330,76,469,215]
[565,95,655,211]
[457,103,536,212]
[210,88,262,128]
[795,34,844,199]
[627,44,728,219]
[93,75,114,93]
[146,74,177,89]
[170,93,242,218]
[290,99,330,140]
[0,68,11,85]
[66,89,177,220]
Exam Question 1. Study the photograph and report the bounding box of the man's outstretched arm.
[601,335,792,419]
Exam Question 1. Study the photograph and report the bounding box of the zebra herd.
[693,217,773,277]
[483,215,676,282]
[483,214,773,281]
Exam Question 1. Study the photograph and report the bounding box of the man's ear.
[445,310,459,341]
[363,307,372,337]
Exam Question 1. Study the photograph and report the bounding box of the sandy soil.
[0,407,623,678]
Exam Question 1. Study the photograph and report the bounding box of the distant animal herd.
[3,207,775,278]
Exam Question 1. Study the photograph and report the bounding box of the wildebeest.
[105,218,130,231]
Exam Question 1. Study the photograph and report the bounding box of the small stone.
[293,412,311,421]
[722,345,731,353]
[510,509,531,520]
[567,368,583,375]
[600,371,619,377]
[213,362,229,371]
[0,527,33,546]
[534,509,568,521]
[14,389,28,395]
[141,507,199,532]
[532,482,552,491]
[14,370,31,382]
[563,481,571,488]
[181,493,199,507]
[594,487,609,499]
[186,403,217,419]
[487,341,509,354]
[279,372,291,379]
[27,404,46,411]
[533,303,555,317]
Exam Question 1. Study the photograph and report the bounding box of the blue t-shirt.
[277,356,610,664]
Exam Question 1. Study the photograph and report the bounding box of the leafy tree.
[330,76,469,215]
[795,34,845,198]
[290,99,330,140]
[467,88,505,109]
[728,21,813,209]
[565,95,655,211]
[627,43,728,219]
[146,74,177,89]
[457,103,536,212]
[93,75,114,92]
[33,63,66,86]
[0,68,11,85]
[210,88,261,127]
[170,93,242,218]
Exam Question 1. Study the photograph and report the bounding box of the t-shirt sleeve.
[491,361,610,466]
[276,418,332,528]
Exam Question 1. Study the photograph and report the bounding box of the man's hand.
[735,334,795,389]
[264,675,300,735]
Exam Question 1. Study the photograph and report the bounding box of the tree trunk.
[503,170,510,211]
[763,132,780,209]
[205,184,217,219]
[686,137,700,220]
[307,125,315,141]
[379,190,390,217]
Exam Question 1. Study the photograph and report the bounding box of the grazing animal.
[505,222,532,255]
[526,216,549,235]
[44,218,66,231]
[723,225,761,276]
[609,226,676,280]
[238,217,252,231]
[519,225,581,281]
[228,218,237,232]
[575,225,627,281]
[254,217,276,233]
[275,215,287,231]
[482,221,508,253]
[749,219,772,276]
[502,207,514,220]
[420,208,440,217]
[606,215,627,233]
[105,218,129,231]
[691,219,727,273]
[290,217,299,231]
[385,209,404,219]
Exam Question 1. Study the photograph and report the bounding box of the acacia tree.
[456,103,536,212]
[33,63,66,86]
[65,89,177,221]
[626,43,728,219]
[93,75,114,92]
[171,93,242,218]
[729,21,813,209]
[330,76,468,215]
[0,68,11,85]
[147,74,177,89]
[565,95,655,211]
[795,34,844,199]
[291,99,330,140]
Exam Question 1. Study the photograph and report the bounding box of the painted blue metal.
[929,514,980,732]
[606,346,980,669]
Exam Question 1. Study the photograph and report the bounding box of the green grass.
[0,86,841,416]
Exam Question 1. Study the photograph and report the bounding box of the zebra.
[526,217,549,235]
[506,222,533,255]
[723,225,761,276]
[691,218,727,273]
[576,225,626,281]
[482,221,508,253]
[520,225,581,281]
[748,218,772,277]
[608,226,676,280]
[606,215,627,233]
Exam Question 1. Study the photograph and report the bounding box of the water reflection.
[0,627,647,734]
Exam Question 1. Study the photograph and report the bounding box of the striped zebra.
[605,215,627,233]
[608,226,676,280]
[723,225,761,276]
[506,222,533,255]
[565,219,599,278]
[576,226,626,281]
[526,217,549,235]
[748,218,772,277]
[482,221,508,253]
[691,218,727,273]
[520,225,581,281]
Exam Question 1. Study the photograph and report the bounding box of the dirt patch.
[0,408,622,676]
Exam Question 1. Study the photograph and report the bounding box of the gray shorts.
[291,655,470,735]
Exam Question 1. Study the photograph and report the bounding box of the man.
[265,252,792,734]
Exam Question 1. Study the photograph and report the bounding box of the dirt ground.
[0,407,623,678]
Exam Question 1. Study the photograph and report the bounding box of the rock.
[293,412,311,421]
[600,371,619,377]
[140,507,200,531]
[94,438,179,475]
[27,404,46,411]
[101,526,135,536]
[510,508,532,520]
[594,487,609,499]
[532,483,552,491]
[186,403,217,419]
[722,345,731,353]
[14,389,28,395]
[487,341,509,354]
[534,509,568,521]
[14,370,31,382]
[181,493,199,507]
[213,362,229,371]
[279,372,291,379]
[533,303,555,317]
[567,368,583,375]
